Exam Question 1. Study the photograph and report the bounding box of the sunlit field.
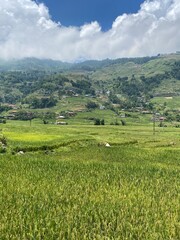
[0,120,180,239]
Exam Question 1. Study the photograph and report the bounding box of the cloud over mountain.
[0,0,180,61]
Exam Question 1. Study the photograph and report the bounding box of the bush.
[100,119,105,125]
[94,118,101,125]
[86,101,99,109]
[0,146,6,153]
[0,134,7,153]
[0,120,6,124]
[94,119,105,125]
[43,120,49,124]
[0,136,7,145]
[121,120,126,126]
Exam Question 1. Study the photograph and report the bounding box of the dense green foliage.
[86,101,99,109]
[0,105,12,113]
[0,54,180,111]
[25,96,57,109]
[171,61,180,79]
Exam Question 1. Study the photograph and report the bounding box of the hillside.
[90,54,180,95]
[0,58,72,71]
[0,53,180,120]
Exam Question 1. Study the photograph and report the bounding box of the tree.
[29,96,57,109]
[94,118,101,125]
[40,111,56,124]
[86,101,99,109]
[94,118,105,125]
[14,111,35,126]
[100,119,105,125]
[109,93,121,104]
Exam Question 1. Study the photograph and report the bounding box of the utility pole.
[153,112,156,135]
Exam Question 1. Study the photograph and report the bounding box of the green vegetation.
[151,96,180,109]
[0,54,180,239]
[0,120,180,239]
[0,53,180,114]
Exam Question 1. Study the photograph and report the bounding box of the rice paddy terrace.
[0,119,179,239]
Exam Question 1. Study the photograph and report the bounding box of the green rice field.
[0,120,180,239]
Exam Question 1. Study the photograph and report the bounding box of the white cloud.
[0,0,180,61]
[80,22,101,38]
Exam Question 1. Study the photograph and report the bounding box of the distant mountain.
[0,55,162,72]
[0,54,179,73]
[72,56,159,71]
[0,58,72,71]
[0,53,180,107]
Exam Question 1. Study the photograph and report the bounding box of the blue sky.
[40,0,145,30]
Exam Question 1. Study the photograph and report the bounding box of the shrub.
[121,120,126,126]
[100,119,105,125]
[0,120,6,124]
[0,146,6,153]
[43,120,49,124]
[86,101,99,109]
[0,136,7,145]
[94,119,105,125]
[94,118,101,125]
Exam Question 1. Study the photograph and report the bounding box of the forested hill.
[0,58,72,71]
[0,53,180,107]
[0,56,160,72]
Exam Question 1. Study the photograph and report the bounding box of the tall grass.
[0,145,179,239]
